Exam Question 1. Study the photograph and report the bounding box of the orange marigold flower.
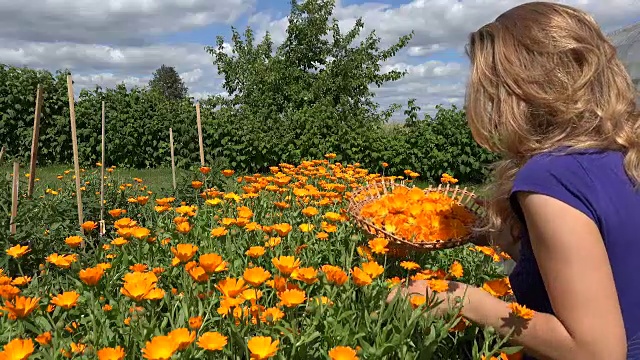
[108,209,126,217]
[210,227,228,237]
[0,285,21,301]
[298,223,314,232]
[189,316,203,329]
[360,261,384,279]
[278,289,306,308]
[243,267,271,287]
[2,296,40,319]
[64,236,84,248]
[328,345,359,360]
[50,291,80,309]
[35,331,52,346]
[351,267,372,287]
[2,338,34,360]
[367,238,389,254]
[301,207,319,217]
[171,244,198,263]
[291,267,318,284]
[272,256,301,277]
[245,246,266,258]
[176,222,192,234]
[168,328,196,351]
[197,332,227,351]
[199,253,228,274]
[141,335,179,360]
[131,227,151,240]
[400,261,421,271]
[81,221,98,232]
[97,346,126,360]
[260,307,285,324]
[215,278,248,298]
[321,265,348,286]
[247,336,279,360]
[427,279,450,293]
[188,266,209,283]
[448,261,463,278]
[6,245,30,258]
[79,266,104,286]
[508,302,535,320]
[482,278,512,297]
[221,169,235,177]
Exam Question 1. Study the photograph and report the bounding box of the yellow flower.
[298,223,314,232]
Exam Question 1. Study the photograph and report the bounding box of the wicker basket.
[347,179,485,256]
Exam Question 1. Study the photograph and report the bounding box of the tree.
[204,0,413,165]
[148,65,188,101]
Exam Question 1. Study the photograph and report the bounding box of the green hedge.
[0,64,496,184]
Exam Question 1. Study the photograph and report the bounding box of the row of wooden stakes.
[3,75,210,237]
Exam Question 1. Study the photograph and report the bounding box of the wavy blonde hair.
[465,2,640,235]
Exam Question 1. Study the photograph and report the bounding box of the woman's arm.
[453,193,626,360]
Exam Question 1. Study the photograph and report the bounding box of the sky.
[0,0,638,120]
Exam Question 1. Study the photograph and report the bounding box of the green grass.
[1,164,485,197]
[0,164,186,195]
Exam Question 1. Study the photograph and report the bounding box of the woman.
[388,2,640,359]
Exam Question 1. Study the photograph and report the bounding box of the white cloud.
[0,0,637,121]
[0,0,256,44]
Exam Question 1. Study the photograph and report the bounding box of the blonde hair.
[465,1,640,234]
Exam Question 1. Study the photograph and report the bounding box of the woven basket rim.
[347,180,484,251]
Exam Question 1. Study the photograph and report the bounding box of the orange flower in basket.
[357,184,476,244]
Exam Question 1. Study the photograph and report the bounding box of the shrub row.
[0,64,496,184]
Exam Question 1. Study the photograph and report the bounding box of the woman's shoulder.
[516,148,624,185]
[512,148,627,224]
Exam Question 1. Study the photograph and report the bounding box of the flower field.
[1,156,522,359]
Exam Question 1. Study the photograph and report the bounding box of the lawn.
[0,164,188,195]
[0,164,484,198]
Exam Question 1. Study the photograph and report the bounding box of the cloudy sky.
[1,0,638,119]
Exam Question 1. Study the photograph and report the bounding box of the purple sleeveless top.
[509,149,640,359]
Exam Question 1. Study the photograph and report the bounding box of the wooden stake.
[196,102,205,166]
[0,146,6,164]
[27,85,44,198]
[10,162,19,235]
[67,75,84,233]
[99,101,106,236]
[170,128,177,190]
